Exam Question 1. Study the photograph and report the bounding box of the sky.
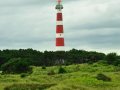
[0,0,120,54]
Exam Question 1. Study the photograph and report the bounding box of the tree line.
[0,48,106,67]
[0,48,120,74]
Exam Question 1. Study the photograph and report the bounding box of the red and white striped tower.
[55,0,65,51]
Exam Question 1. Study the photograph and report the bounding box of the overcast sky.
[0,0,120,54]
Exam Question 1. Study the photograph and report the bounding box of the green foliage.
[0,63,120,90]
[74,65,80,71]
[96,73,111,81]
[47,70,55,75]
[1,58,32,74]
[114,66,120,72]
[4,84,55,90]
[42,66,46,69]
[0,57,8,67]
[20,73,29,78]
[58,67,66,74]
[105,53,120,66]
[0,49,106,67]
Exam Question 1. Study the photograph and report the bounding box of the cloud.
[63,0,120,53]
[0,0,50,7]
[0,0,120,54]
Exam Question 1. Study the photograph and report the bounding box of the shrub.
[47,70,55,75]
[1,58,32,74]
[58,67,66,74]
[42,66,46,69]
[20,73,28,78]
[96,73,111,81]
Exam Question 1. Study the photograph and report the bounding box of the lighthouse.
[55,0,65,51]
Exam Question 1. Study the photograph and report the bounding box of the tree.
[1,58,32,74]
[0,48,106,67]
[105,53,118,65]
[0,57,8,67]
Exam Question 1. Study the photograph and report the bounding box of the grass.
[4,83,55,90]
[0,62,120,90]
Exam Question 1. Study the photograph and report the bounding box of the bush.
[20,73,29,78]
[47,70,55,75]
[1,58,32,74]
[96,73,111,81]
[58,67,66,74]
[42,66,46,69]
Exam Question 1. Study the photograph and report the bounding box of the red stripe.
[56,25,63,33]
[56,38,64,46]
[57,13,62,21]
[58,0,61,2]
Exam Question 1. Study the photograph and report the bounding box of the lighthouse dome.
[55,4,63,10]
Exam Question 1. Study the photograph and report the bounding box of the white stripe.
[56,46,65,51]
[56,33,64,38]
[57,10,62,13]
[56,21,63,25]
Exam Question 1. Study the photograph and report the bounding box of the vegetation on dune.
[4,83,55,90]
[0,63,119,90]
[106,53,120,66]
[0,48,106,68]
[1,58,32,74]
[96,73,111,81]
[58,67,67,74]
[0,49,119,70]
[0,49,120,90]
